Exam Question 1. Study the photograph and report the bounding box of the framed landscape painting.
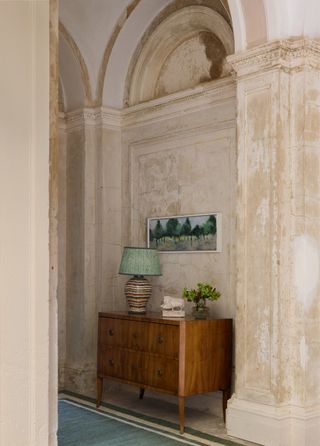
[147,213,222,252]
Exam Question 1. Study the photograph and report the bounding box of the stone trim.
[101,107,122,130]
[58,78,236,131]
[123,77,236,129]
[58,109,84,132]
[127,5,234,105]
[228,38,320,77]
[83,107,102,127]
[227,397,320,446]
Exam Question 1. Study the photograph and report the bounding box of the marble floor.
[97,385,261,446]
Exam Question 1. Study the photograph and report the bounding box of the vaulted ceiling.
[59,0,320,111]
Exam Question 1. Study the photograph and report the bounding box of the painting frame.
[147,212,222,253]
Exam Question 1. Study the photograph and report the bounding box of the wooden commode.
[96,311,232,433]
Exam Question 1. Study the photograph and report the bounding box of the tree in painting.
[148,214,220,251]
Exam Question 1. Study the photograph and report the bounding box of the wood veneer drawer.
[99,318,122,347]
[143,355,178,393]
[101,318,179,358]
[145,323,179,358]
[126,320,179,358]
[98,346,121,378]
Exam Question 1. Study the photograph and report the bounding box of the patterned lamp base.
[125,276,152,314]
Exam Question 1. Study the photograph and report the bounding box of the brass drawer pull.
[156,369,163,378]
[108,329,114,336]
[157,335,164,344]
[108,359,114,367]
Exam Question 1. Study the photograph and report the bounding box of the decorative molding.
[127,5,234,105]
[228,38,320,78]
[227,397,320,446]
[101,107,123,130]
[123,77,236,129]
[58,109,84,132]
[124,0,233,106]
[83,107,102,127]
[58,79,236,132]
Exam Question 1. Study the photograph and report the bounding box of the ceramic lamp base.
[125,276,152,314]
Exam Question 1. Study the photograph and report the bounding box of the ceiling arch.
[102,0,234,108]
[126,5,234,106]
[59,0,320,110]
[59,23,91,111]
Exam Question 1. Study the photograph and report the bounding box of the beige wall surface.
[0,2,53,445]
[121,80,236,318]
[58,79,237,416]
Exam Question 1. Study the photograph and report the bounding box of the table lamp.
[119,247,162,314]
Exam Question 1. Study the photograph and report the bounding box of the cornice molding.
[101,107,122,130]
[123,77,236,129]
[227,38,320,78]
[83,107,102,127]
[58,79,236,131]
[58,109,84,132]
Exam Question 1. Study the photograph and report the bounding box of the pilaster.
[226,38,320,446]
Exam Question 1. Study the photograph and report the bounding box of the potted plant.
[182,282,221,319]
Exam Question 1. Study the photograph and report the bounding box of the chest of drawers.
[96,312,232,433]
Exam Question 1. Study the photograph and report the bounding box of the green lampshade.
[119,247,162,276]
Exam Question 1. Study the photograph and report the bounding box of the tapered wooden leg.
[179,397,185,434]
[139,388,145,399]
[96,376,103,408]
[222,388,231,422]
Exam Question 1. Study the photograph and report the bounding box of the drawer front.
[99,317,122,347]
[120,350,144,384]
[125,320,179,358]
[101,318,179,359]
[146,323,179,358]
[144,355,178,393]
[98,346,121,378]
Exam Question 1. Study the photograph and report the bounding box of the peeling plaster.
[293,235,320,309]
[299,336,309,370]
[257,320,270,363]
[256,198,269,235]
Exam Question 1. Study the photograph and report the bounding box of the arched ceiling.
[59,0,320,111]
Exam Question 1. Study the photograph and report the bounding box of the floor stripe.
[61,399,227,446]
[59,392,248,446]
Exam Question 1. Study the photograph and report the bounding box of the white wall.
[0,2,54,445]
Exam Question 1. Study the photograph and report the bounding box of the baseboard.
[226,396,320,446]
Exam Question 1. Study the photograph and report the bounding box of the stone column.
[226,39,320,446]
[100,109,125,312]
[62,109,102,395]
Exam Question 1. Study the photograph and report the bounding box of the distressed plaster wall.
[57,123,67,390]
[226,39,320,446]
[122,78,237,321]
[100,123,126,313]
[58,112,102,395]
[58,79,237,414]
[155,32,228,98]
[117,78,237,413]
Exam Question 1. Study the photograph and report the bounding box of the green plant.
[182,282,221,309]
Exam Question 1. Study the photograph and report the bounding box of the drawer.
[144,355,178,393]
[146,323,179,358]
[120,350,144,384]
[99,317,123,347]
[98,346,121,378]
[99,318,179,359]
[125,320,179,358]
